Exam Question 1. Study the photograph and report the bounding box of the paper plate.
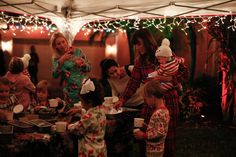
[109,108,123,115]
[13,104,24,114]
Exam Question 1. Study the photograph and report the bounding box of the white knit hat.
[21,54,31,68]
[155,38,172,58]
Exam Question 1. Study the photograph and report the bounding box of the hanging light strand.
[1,11,236,36]
[83,14,236,35]
[0,11,57,35]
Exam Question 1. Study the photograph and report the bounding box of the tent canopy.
[1,0,236,41]
[1,0,236,21]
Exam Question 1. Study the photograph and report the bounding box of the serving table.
[0,107,140,157]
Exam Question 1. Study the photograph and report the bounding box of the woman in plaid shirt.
[115,29,187,157]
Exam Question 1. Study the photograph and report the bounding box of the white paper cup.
[134,118,144,128]
[112,96,119,103]
[104,97,113,104]
[133,128,140,133]
[74,101,82,108]
[55,121,68,132]
[49,99,58,108]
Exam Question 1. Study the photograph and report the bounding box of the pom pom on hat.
[21,54,31,68]
[161,38,170,47]
[155,38,172,58]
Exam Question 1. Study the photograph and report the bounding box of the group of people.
[99,29,187,157]
[0,28,188,157]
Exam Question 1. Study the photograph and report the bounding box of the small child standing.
[5,57,35,110]
[67,78,107,157]
[0,77,18,120]
[148,38,184,93]
[134,80,170,157]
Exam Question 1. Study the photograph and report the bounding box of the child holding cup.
[133,79,170,157]
[67,78,107,157]
[32,80,50,111]
[32,80,64,113]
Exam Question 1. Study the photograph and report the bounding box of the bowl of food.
[38,108,57,119]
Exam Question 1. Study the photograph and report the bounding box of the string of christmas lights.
[0,11,57,36]
[82,15,236,35]
[0,11,236,36]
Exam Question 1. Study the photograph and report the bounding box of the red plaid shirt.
[120,58,156,103]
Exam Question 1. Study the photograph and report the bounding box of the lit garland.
[0,10,236,36]
[0,11,57,36]
[82,15,236,35]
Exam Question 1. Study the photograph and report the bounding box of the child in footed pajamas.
[67,78,107,157]
[134,79,170,157]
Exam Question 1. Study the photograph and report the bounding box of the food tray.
[28,119,52,128]
[28,119,53,133]
[7,120,34,133]
[8,120,33,128]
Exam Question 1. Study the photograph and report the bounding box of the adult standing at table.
[50,32,91,108]
[28,45,39,85]
[100,58,144,157]
[101,58,144,109]
[115,28,187,157]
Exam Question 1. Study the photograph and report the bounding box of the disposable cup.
[104,97,113,104]
[49,99,58,108]
[55,121,68,132]
[133,128,140,133]
[134,118,144,128]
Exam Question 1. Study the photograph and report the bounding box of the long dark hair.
[100,59,118,79]
[131,29,158,65]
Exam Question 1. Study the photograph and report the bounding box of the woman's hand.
[114,99,124,109]
[67,123,76,132]
[75,58,86,67]
[58,51,73,65]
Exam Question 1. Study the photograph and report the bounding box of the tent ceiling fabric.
[1,0,236,42]
[1,0,236,21]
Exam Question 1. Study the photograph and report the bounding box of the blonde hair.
[50,32,69,58]
[143,79,166,98]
